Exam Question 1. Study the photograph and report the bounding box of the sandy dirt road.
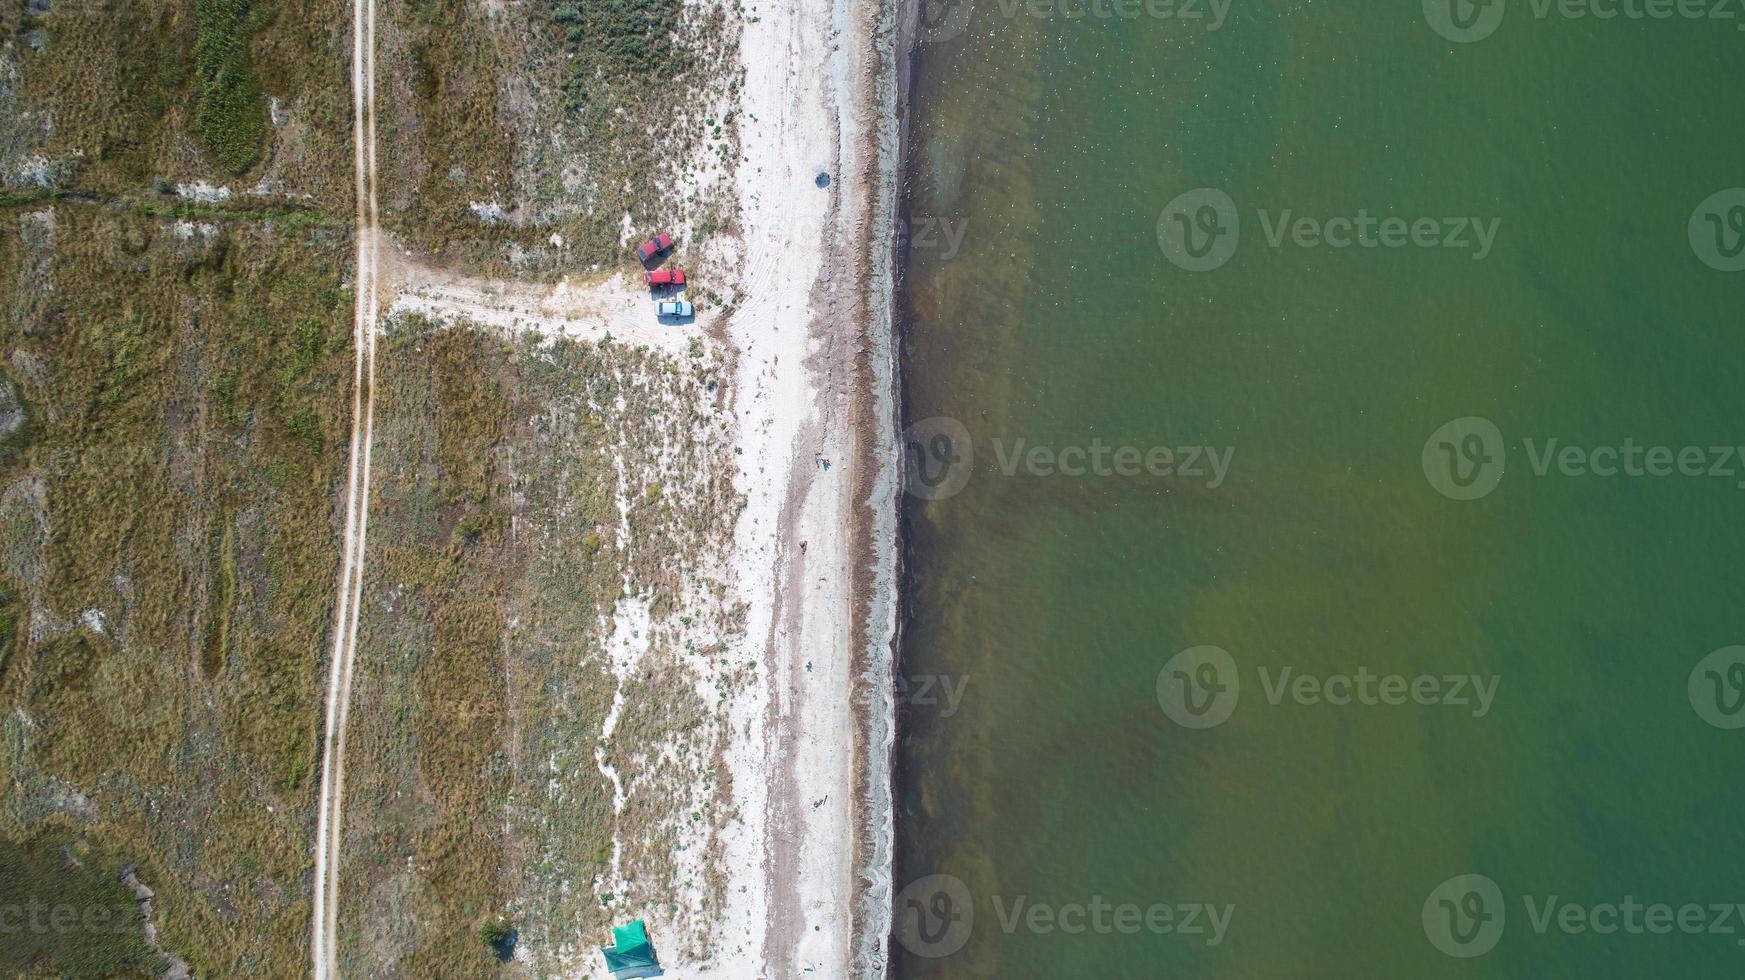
[382,255,704,358]
[310,0,378,971]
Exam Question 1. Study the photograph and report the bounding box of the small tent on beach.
[601,919,663,979]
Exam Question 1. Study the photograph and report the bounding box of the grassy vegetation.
[477,916,513,950]
[4,0,351,197]
[431,330,511,505]
[373,0,741,268]
[332,316,745,975]
[193,0,274,175]
[0,586,20,683]
[0,204,352,974]
[0,833,159,977]
[335,322,518,977]
[5,0,190,192]
[371,0,521,253]
[0,186,345,229]
[551,0,688,110]
[5,0,751,972]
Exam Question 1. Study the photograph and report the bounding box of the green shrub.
[548,0,688,110]
[476,918,513,949]
[193,0,272,174]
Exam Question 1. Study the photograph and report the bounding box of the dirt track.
[310,0,378,971]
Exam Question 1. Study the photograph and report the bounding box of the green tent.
[601,919,663,979]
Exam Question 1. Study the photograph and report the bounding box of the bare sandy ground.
[381,254,705,359]
[697,0,901,974]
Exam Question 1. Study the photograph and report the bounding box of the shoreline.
[849,0,907,970]
[705,0,904,973]
[881,0,925,967]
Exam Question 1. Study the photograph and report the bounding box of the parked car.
[636,233,674,263]
[644,267,685,287]
[657,299,694,318]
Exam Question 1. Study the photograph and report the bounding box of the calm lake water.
[894,2,1745,977]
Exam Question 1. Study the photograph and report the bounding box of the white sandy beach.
[697,0,901,974]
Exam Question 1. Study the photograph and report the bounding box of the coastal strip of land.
[706,0,903,973]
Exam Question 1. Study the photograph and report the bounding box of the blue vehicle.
[657,299,693,318]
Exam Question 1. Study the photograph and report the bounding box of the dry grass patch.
[4,0,351,201]
[337,317,745,977]
[372,0,742,272]
[0,203,352,975]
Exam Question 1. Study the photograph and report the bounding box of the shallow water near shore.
[894,3,1745,976]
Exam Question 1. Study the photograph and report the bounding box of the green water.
[894,3,1745,977]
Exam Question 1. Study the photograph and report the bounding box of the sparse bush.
[477,918,513,950]
[550,0,688,110]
